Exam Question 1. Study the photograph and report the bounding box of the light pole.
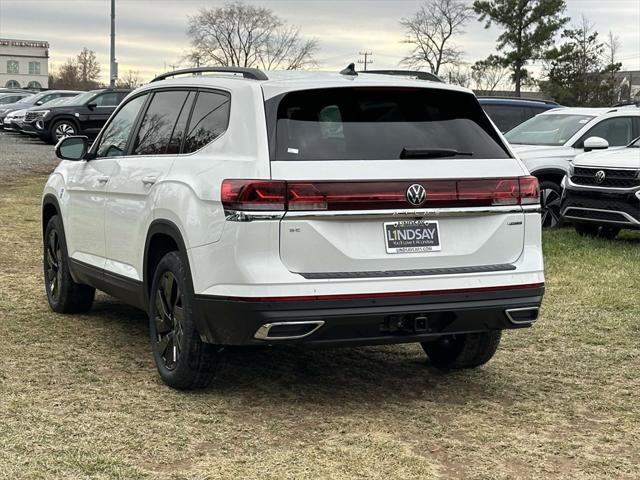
[109,0,117,87]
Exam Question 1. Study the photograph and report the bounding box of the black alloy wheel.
[153,271,185,371]
[539,181,562,228]
[45,228,63,302]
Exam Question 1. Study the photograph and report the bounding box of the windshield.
[505,114,595,146]
[268,87,510,161]
[65,91,97,106]
[16,94,36,104]
[41,96,76,107]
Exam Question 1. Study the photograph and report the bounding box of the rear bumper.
[192,284,544,346]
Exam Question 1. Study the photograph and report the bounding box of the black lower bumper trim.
[192,286,544,346]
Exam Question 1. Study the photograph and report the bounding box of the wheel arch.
[42,193,61,238]
[143,220,194,301]
[530,168,566,187]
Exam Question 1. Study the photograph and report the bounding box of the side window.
[581,117,634,147]
[133,90,191,156]
[183,91,230,153]
[93,92,118,107]
[95,95,147,158]
[482,105,525,132]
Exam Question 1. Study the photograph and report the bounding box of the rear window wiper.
[400,148,474,159]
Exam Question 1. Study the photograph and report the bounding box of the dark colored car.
[25,88,131,143]
[0,91,33,105]
[0,90,82,129]
[478,97,561,133]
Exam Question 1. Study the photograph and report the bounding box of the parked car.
[0,91,33,105]
[478,97,561,133]
[43,66,544,389]
[0,90,82,129]
[20,96,79,136]
[504,106,640,227]
[3,108,28,131]
[27,88,131,143]
[560,136,640,239]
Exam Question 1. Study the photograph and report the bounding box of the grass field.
[1,175,639,480]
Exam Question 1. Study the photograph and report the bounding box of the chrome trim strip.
[254,321,325,341]
[565,177,640,194]
[561,206,640,226]
[505,307,539,325]
[298,263,516,280]
[226,205,540,221]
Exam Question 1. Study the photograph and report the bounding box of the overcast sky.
[1,0,638,83]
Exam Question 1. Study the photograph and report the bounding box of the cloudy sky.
[1,0,639,83]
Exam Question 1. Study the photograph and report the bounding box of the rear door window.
[182,91,230,153]
[133,90,192,155]
[269,87,509,161]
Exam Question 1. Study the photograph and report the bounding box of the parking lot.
[0,131,639,479]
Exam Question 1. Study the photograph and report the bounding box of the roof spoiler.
[151,67,268,82]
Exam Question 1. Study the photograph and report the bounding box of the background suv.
[561,136,640,238]
[505,106,640,227]
[0,90,81,129]
[478,96,560,133]
[43,67,544,389]
[28,88,131,143]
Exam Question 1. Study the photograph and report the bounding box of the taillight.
[221,179,286,210]
[518,176,540,205]
[221,177,540,211]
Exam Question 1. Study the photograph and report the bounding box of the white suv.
[505,106,640,228]
[42,67,545,389]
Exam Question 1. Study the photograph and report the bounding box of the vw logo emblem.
[595,170,606,184]
[406,184,427,206]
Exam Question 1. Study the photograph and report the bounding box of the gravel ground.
[0,129,60,179]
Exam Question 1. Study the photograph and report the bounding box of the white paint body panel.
[43,70,544,301]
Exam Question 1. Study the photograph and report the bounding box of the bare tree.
[76,47,101,89]
[117,70,143,89]
[186,2,317,70]
[446,66,472,88]
[471,56,510,93]
[400,0,472,75]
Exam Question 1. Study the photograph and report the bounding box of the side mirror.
[55,136,89,161]
[35,100,43,106]
[86,102,97,110]
[583,136,609,152]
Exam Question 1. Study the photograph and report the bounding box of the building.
[0,38,49,89]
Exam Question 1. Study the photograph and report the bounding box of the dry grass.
[0,175,639,480]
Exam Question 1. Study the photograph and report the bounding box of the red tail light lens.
[519,176,540,205]
[221,179,286,210]
[221,177,540,211]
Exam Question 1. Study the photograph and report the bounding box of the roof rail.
[476,95,558,105]
[363,69,443,83]
[612,100,640,107]
[151,67,268,83]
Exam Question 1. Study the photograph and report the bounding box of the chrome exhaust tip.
[505,307,540,325]
[254,320,325,340]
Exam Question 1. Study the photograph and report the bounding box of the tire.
[575,223,620,240]
[43,215,95,313]
[149,251,224,390]
[539,181,563,229]
[49,119,77,144]
[421,331,502,369]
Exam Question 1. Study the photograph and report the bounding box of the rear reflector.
[221,177,540,211]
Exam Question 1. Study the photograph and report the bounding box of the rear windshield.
[267,87,510,161]
[505,113,595,146]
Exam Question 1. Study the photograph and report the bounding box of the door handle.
[142,176,157,186]
[97,176,109,184]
